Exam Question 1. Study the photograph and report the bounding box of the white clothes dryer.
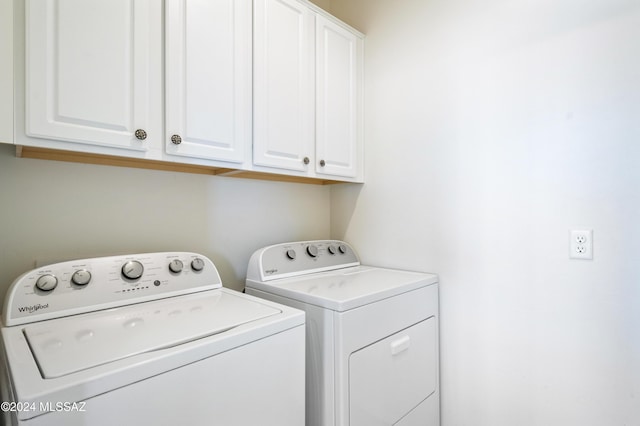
[1,252,305,426]
[245,240,440,426]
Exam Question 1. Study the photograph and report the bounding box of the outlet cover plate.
[570,229,593,260]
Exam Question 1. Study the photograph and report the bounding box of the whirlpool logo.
[18,303,49,314]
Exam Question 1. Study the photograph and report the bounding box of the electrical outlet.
[570,229,593,260]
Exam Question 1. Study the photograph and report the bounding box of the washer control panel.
[247,240,360,282]
[3,252,222,326]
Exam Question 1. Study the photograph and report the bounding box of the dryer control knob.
[35,274,58,291]
[328,245,337,255]
[338,244,348,254]
[169,259,184,273]
[122,260,144,280]
[286,249,297,260]
[307,245,318,258]
[191,258,205,272]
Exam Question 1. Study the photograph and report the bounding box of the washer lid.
[247,266,438,312]
[24,290,281,379]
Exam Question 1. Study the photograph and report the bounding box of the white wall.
[0,144,330,301]
[329,0,640,425]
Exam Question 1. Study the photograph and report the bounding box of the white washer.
[245,240,440,426]
[1,252,305,426]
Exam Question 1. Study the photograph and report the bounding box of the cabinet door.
[26,0,159,151]
[315,15,363,179]
[253,0,315,172]
[165,0,251,163]
[0,0,12,144]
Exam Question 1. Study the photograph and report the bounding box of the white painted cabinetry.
[24,0,252,166]
[11,0,362,184]
[25,0,162,153]
[253,0,364,181]
[165,0,251,163]
[315,14,363,179]
[253,0,315,173]
[0,0,13,144]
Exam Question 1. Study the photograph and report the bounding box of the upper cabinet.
[165,0,251,164]
[253,0,315,173]
[23,0,251,166]
[25,0,162,153]
[0,0,13,144]
[12,0,363,184]
[315,15,363,179]
[254,0,364,181]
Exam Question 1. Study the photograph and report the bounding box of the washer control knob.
[71,269,91,286]
[328,245,337,255]
[286,249,297,260]
[122,260,144,280]
[35,274,58,291]
[307,245,319,258]
[338,244,347,254]
[169,259,184,273]
[191,258,205,272]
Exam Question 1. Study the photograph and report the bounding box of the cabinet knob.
[319,159,326,167]
[303,157,310,165]
[171,134,182,145]
[135,129,147,140]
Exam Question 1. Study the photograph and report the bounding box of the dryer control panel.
[2,252,222,326]
[246,240,360,282]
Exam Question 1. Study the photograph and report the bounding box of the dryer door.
[349,317,437,425]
